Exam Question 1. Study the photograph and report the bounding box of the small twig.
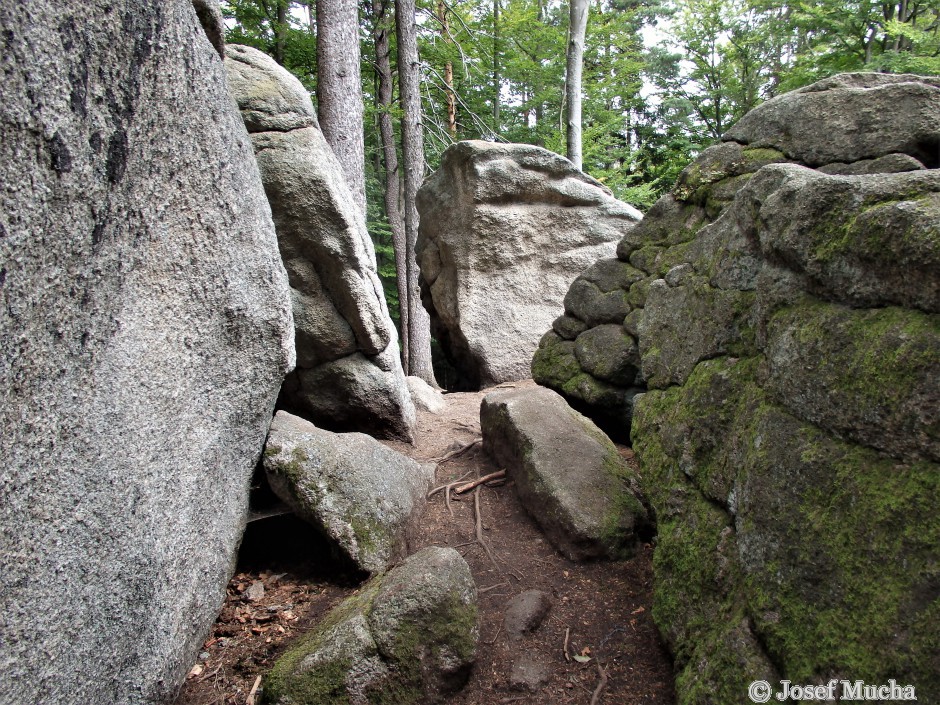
[563,627,571,662]
[427,469,474,499]
[431,438,481,464]
[479,582,509,594]
[454,470,506,494]
[246,675,262,705]
[485,623,503,645]
[589,662,608,705]
[196,664,223,683]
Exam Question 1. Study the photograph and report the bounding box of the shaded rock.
[191,0,225,58]
[574,324,640,386]
[416,140,641,389]
[408,376,446,414]
[816,152,926,175]
[0,4,294,704]
[263,411,434,575]
[504,590,552,639]
[225,44,416,441]
[264,547,478,705]
[480,387,648,560]
[509,651,552,692]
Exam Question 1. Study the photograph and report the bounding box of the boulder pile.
[534,73,940,702]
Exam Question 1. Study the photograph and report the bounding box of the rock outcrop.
[264,546,479,705]
[480,387,648,560]
[0,3,294,704]
[225,44,416,441]
[535,73,940,702]
[263,411,434,575]
[416,141,642,390]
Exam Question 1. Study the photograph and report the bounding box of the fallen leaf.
[631,606,646,615]
[188,664,204,678]
[572,654,592,664]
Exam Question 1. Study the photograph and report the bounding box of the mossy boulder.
[263,411,435,575]
[480,386,648,560]
[530,73,940,703]
[263,546,478,705]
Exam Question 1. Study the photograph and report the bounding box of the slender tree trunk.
[565,0,588,169]
[317,0,367,215]
[273,0,288,64]
[493,0,501,127]
[396,0,436,384]
[372,0,411,371]
[437,0,458,138]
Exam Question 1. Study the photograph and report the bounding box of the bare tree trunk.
[437,0,458,139]
[493,0,501,127]
[565,0,588,170]
[372,0,411,371]
[396,0,436,384]
[317,0,367,215]
[273,0,288,64]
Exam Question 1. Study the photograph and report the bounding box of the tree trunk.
[273,0,288,64]
[317,0,367,215]
[372,0,411,371]
[565,0,588,170]
[396,0,436,384]
[437,0,458,139]
[493,0,501,127]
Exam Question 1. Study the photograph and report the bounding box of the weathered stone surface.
[503,590,553,639]
[408,375,446,414]
[533,73,940,702]
[416,140,641,389]
[263,411,434,575]
[192,0,225,57]
[509,651,552,692]
[264,546,478,705]
[225,44,416,440]
[481,387,648,560]
[723,73,940,167]
[0,4,294,704]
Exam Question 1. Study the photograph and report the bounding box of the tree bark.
[273,0,288,64]
[317,0,367,215]
[396,0,436,383]
[565,0,588,170]
[436,0,458,139]
[372,0,411,371]
[493,0,501,127]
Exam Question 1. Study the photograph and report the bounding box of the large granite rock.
[264,546,478,705]
[480,386,648,561]
[0,3,294,704]
[416,141,642,390]
[225,44,416,440]
[534,73,940,703]
[263,411,434,575]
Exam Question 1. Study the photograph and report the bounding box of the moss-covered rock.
[534,72,940,705]
[481,386,648,561]
[263,412,435,576]
[263,547,478,705]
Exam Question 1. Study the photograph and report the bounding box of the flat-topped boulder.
[263,411,434,575]
[480,386,648,560]
[264,546,478,705]
[416,141,642,390]
[226,44,416,440]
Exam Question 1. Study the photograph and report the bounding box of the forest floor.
[174,380,676,705]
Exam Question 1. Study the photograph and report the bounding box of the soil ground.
[175,381,676,705]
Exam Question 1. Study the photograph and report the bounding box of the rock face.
[536,74,940,703]
[416,141,642,390]
[225,44,416,441]
[0,4,294,704]
[264,546,479,705]
[480,387,648,561]
[263,411,434,575]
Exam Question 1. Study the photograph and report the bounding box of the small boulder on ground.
[408,376,446,414]
[263,411,435,575]
[503,590,553,640]
[263,546,479,705]
[480,386,648,561]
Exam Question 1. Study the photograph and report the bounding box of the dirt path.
[176,382,675,705]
